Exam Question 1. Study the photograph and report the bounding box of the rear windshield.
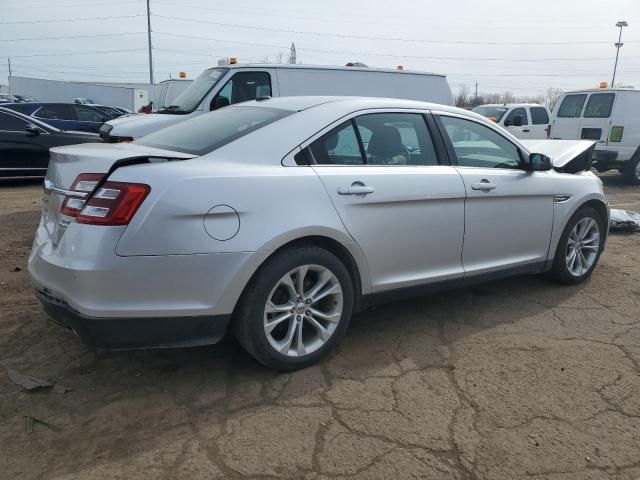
[472,106,508,122]
[584,93,615,118]
[557,94,587,118]
[135,106,292,156]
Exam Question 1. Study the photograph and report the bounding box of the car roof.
[562,88,639,94]
[476,103,546,108]
[240,95,462,113]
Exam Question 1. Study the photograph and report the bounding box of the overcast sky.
[1,0,638,96]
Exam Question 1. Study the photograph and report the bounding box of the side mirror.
[529,153,552,171]
[210,96,230,111]
[25,123,41,136]
[512,115,523,127]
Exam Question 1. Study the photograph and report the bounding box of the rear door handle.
[471,180,497,192]
[337,182,375,196]
[522,129,530,132]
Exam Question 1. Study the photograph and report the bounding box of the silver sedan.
[29,96,608,370]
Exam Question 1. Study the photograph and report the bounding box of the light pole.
[611,20,628,87]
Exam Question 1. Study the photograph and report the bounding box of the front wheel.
[549,206,605,284]
[622,153,640,185]
[234,246,353,371]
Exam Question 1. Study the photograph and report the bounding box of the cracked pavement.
[0,174,639,480]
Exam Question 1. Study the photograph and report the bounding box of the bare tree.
[542,87,563,110]
[454,85,469,108]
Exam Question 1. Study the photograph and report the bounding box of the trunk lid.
[42,143,195,245]
[520,139,596,173]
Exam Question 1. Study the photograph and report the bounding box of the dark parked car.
[3,102,118,133]
[0,107,100,178]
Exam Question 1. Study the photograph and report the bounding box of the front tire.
[622,153,640,185]
[549,206,605,285]
[234,245,353,371]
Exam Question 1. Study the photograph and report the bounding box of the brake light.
[60,173,104,217]
[76,182,150,226]
[545,124,551,139]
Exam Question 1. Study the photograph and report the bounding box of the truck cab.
[472,103,551,139]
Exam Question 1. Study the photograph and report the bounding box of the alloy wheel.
[263,264,343,357]
[565,217,600,277]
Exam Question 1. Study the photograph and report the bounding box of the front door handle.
[522,129,530,133]
[471,180,497,192]
[337,182,375,196]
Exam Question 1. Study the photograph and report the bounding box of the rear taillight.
[76,181,150,226]
[60,173,105,217]
[545,124,551,139]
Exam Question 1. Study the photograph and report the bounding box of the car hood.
[105,112,193,139]
[520,139,596,172]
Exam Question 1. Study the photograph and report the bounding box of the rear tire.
[234,245,353,371]
[622,153,640,185]
[548,206,605,285]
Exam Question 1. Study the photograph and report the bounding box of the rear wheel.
[234,246,353,371]
[549,206,605,284]
[622,154,640,185]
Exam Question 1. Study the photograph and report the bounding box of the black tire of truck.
[622,149,640,185]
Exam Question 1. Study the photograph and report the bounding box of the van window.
[530,107,549,125]
[160,67,228,114]
[134,106,291,156]
[557,94,587,118]
[215,72,271,108]
[584,93,615,118]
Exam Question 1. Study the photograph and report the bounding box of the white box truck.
[100,63,454,142]
[549,87,640,184]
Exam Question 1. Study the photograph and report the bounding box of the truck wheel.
[548,206,605,285]
[622,153,640,185]
[234,245,353,371]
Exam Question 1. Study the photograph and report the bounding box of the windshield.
[160,67,228,114]
[135,105,292,155]
[472,106,509,122]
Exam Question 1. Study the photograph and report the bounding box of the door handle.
[522,129,530,132]
[471,180,497,192]
[337,182,375,196]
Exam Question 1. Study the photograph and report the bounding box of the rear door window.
[73,105,110,123]
[0,111,29,131]
[309,121,364,165]
[355,113,438,166]
[530,107,550,124]
[35,105,73,120]
[557,94,587,118]
[583,93,615,118]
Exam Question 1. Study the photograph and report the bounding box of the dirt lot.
[0,175,639,480]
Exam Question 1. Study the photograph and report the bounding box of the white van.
[472,103,551,139]
[100,63,454,142]
[549,88,640,184]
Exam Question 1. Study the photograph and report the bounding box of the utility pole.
[611,20,628,87]
[7,58,11,94]
[289,43,297,64]
[146,0,155,106]
[474,81,478,103]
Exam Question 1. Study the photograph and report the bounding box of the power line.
[0,32,146,42]
[3,0,144,10]
[153,14,640,46]
[9,48,148,58]
[153,31,640,63]
[0,14,145,25]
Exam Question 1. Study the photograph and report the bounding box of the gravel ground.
[0,174,639,480]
